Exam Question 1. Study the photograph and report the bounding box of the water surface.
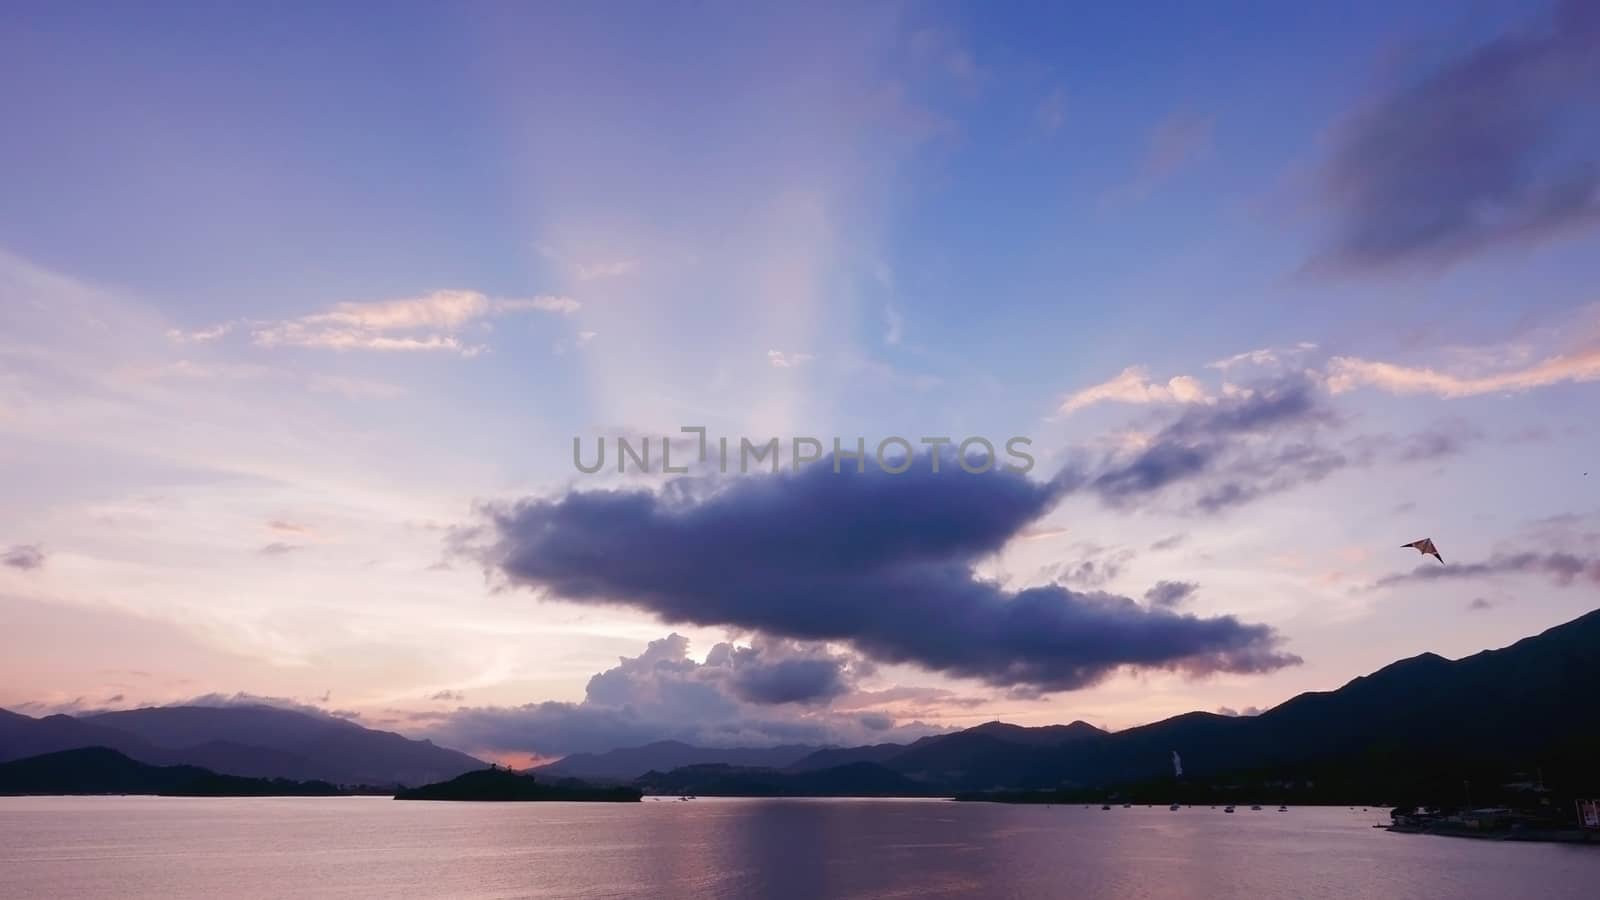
[2,797,1595,899]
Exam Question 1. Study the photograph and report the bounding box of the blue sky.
[2,0,1597,761]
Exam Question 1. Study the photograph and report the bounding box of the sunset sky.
[2,0,1598,763]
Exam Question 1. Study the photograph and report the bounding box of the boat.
[1278,805,1288,812]
[1250,805,1263,811]
[1101,804,1111,810]
[1223,805,1235,813]
[1122,803,1131,808]
[1169,803,1180,811]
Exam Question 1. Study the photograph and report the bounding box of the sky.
[2,0,1598,764]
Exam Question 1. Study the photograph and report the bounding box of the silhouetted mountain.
[0,705,482,786]
[395,767,641,802]
[880,720,1105,790]
[641,609,1600,799]
[1031,608,1600,792]
[0,747,342,796]
[785,743,906,772]
[535,740,821,781]
[638,761,932,797]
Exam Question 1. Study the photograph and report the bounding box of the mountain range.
[0,747,343,797]
[5,606,1599,799]
[0,704,482,787]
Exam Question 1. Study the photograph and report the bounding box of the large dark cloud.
[1310,0,1600,273]
[422,633,940,756]
[1375,550,1600,589]
[2,544,46,571]
[476,451,1299,692]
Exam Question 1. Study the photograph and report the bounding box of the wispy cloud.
[767,349,816,369]
[184,290,581,357]
[1326,347,1600,398]
[1375,551,1600,589]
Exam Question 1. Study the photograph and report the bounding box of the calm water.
[2,797,1596,899]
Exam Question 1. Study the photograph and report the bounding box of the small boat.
[1250,805,1263,811]
[1169,803,1180,811]
[1278,805,1288,812]
[1122,804,1131,808]
[1223,805,1235,813]
[1101,804,1111,811]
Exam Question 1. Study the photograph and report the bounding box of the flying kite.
[1402,538,1443,564]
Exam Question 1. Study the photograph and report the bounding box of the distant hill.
[396,767,641,802]
[638,761,933,797]
[0,705,483,787]
[881,720,1105,790]
[535,740,822,781]
[0,747,342,797]
[785,743,906,772]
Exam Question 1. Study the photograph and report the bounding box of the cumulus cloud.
[1216,705,1263,717]
[423,633,935,757]
[1059,366,1214,414]
[191,289,581,356]
[1307,0,1600,273]
[471,451,1299,692]
[2,544,46,570]
[1145,580,1198,608]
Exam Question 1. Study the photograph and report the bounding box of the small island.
[394,766,642,802]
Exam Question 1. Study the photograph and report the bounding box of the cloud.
[2,544,46,570]
[1059,366,1214,414]
[1326,348,1600,398]
[883,305,903,346]
[472,452,1299,692]
[267,519,310,535]
[1041,544,1136,589]
[1216,705,1262,717]
[165,323,233,344]
[422,633,934,756]
[1393,418,1485,462]
[1308,0,1600,273]
[767,349,816,368]
[240,290,577,356]
[428,690,466,702]
[1145,580,1198,608]
[1375,551,1600,589]
[259,542,300,556]
[1467,597,1494,612]
[1208,343,1318,371]
[181,691,361,721]
[1088,374,1342,512]
[1149,534,1187,552]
